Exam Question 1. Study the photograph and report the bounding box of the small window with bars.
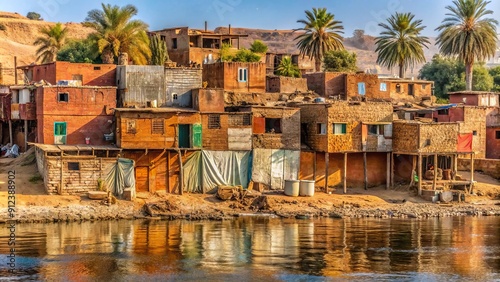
[208,114,221,129]
[126,120,137,134]
[228,114,251,126]
[152,119,164,134]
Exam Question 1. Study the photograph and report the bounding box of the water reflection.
[0,217,499,281]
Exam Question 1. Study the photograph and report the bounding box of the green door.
[54,122,67,144]
[192,123,202,148]
[178,124,190,148]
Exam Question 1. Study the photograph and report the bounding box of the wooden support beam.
[432,154,438,190]
[470,153,474,183]
[363,152,368,190]
[325,152,329,193]
[8,120,12,146]
[313,151,317,183]
[417,154,422,196]
[386,152,390,190]
[390,152,394,188]
[453,154,458,178]
[24,120,28,152]
[166,150,170,193]
[343,152,347,194]
[59,152,63,195]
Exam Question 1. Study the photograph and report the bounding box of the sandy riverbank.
[0,152,499,224]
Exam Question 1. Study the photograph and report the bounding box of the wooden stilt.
[470,153,474,183]
[417,154,422,196]
[325,152,329,193]
[24,119,28,152]
[432,154,438,190]
[8,119,12,146]
[313,151,317,182]
[363,152,368,190]
[390,152,394,188]
[386,152,390,190]
[343,152,347,194]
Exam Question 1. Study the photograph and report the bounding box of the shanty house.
[203,62,266,93]
[299,101,393,191]
[152,26,248,66]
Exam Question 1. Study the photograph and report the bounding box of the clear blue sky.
[1,0,500,36]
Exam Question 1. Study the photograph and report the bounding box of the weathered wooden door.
[135,166,149,192]
[178,124,190,148]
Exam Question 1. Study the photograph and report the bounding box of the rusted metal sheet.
[117,65,166,107]
[253,117,265,134]
[19,103,36,120]
[228,128,252,150]
[10,103,19,119]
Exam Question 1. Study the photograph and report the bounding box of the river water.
[0,217,499,281]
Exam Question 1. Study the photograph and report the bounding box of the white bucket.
[300,180,315,197]
[284,180,300,197]
[151,100,158,108]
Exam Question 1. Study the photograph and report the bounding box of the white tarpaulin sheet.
[182,150,251,193]
[252,149,300,190]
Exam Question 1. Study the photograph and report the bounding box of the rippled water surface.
[0,217,499,281]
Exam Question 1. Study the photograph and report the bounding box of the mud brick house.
[412,105,490,158]
[114,108,201,194]
[203,62,266,93]
[378,78,434,101]
[392,120,474,196]
[18,61,116,86]
[116,65,202,108]
[34,144,126,195]
[299,101,393,192]
[223,106,301,190]
[265,53,314,75]
[36,85,116,146]
[486,107,500,159]
[152,26,248,66]
[266,75,308,93]
[303,72,383,100]
[448,91,499,107]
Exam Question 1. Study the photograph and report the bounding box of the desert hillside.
[0,12,93,84]
[0,10,440,84]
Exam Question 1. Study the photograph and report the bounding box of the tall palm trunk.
[398,62,405,78]
[315,57,321,72]
[102,50,114,64]
[465,62,473,91]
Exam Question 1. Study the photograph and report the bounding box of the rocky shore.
[1,192,499,224]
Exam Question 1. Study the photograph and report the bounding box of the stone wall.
[299,101,393,152]
[458,158,500,179]
[393,121,459,153]
[249,106,300,150]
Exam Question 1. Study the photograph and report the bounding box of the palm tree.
[85,4,151,64]
[436,0,498,90]
[275,56,301,77]
[34,22,68,63]
[294,8,344,72]
[375,12,429,79]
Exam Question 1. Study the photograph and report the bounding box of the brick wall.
[460,107,486,158]
[192,88,225,112]
[345,73,383,99]
[201,112,252,150]
[30,62,116,86]
[393,121,459,153]
[39,152,117,195]
[36,86,116,145]
[266,76,308,93]
[393,122,419,153]
[486,127,500,159]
